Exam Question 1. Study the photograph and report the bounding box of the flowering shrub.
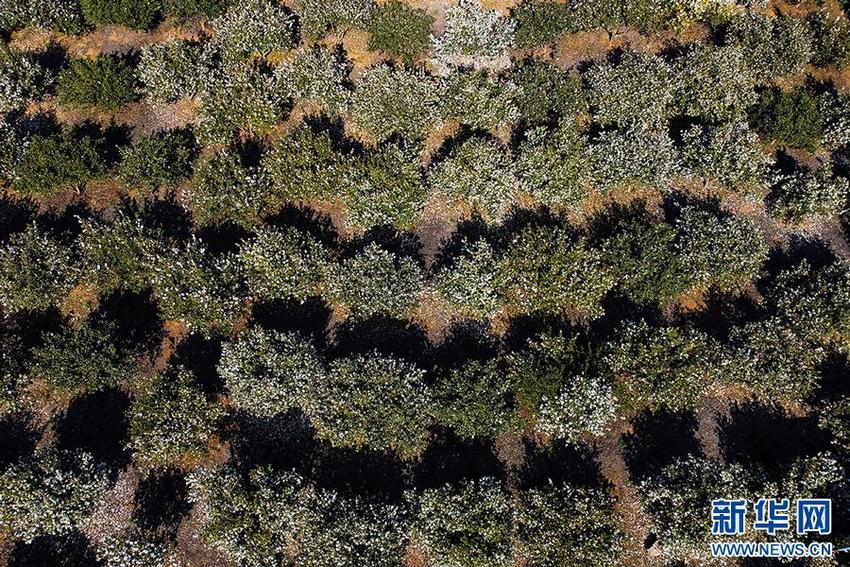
[768,164,849,223]
[725,12,813,80]
[138,40,206,103]
[238,226,330,301]
[0,0,85,34]
[0,449,110,542]
[274,46,351,117]
[512,59,586,124]
[350,65,441,143]
[809,10,850,68]
[819,90,850,149]
[0,224,78,312]
[324,243,424,320]
[98,534,168,567]
[366,0,433,63]
[79,216,163,294]
[409,477,514,567]
[211,0,295,61]
[434,0,515,68]
[586,51,674,127]
[428,136,518,219]
[536,372,616,441]
[681,121,771,190]
[297,0,375,41]
[128,365,223,468]
[306,351,433,456]
[589,125,678,190]
[674,45,756,121]
[440,70,520,131]
[432,239,501,319]
[218,328,324,417]
[187,146,270,227]
[0,46,54,113]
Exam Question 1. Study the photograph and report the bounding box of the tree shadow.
[264,204,340,249]
[0,195,36,244]
[312,443,407,503]
[92,290,163,352]
[431,215,492,272]
[171,334,224,398]
[411,427,504,490]
[0,412,39,472]
[347,225,424,266]
[54,389,130,470]
[132,467,191,544]
[621,409,701,482]
[196,221,252,257]
[251,296,332,346]
[9,531,102,567]
[431,320,499,369]
[229,408,317,473]
[331,316,430,365]
[140,196,193,243]
[518,438,606,491]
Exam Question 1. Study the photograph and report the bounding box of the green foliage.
[519,482,624,567]
[79,216,162,294]
[674,206,767,292]
[681,121,771,190]
[367,0,433,63]
[0,46,54,112]
[513,2,573,47]
[517,120,592,209]
[513,60,586,124]
[31,321,139,394]
[307,351,433,456]
[324,243,424,320]
[0,449,110,542]
[809,11,850,68]
[586,51,673,127]
[118,130,195,190]
[497,225,614,318]
[0,0,86,34]
[750,87,822,150]
[674,45,756,121]
[536,372,616,441]
[639,455,756,563]
[162,0,230,22]
[138,40,206,102]
[297,0,376,41]
[432,359,522,439]
[197,62,283,144]
[187,146,269,227]
[151,239,246,334]
[274,46,351,116]
[768,164,849,223]
[219,328,324,417]
[819,90,850,149]
[727,318,823,403]
[435,0,516,67]
[128,365,223,468]
[589,125,678,190]
[12,131,106,195]
[432,239,501,319]
[605,320,718,413]
[428,136,517,219]
[440,70,520,131]
[410,477,514,567]
[820,398,850,450]
[80,0,160,29]
[99,534,168,567]
[58,56,139,109]
[725,12,813,79]
[350,65,441,143]
[0,225,78,312]
[211,0,294,61]
[239,226,330,302]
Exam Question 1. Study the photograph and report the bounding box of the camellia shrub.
[211,0,294,61]
[432,238,501,320]
[725,12,813,80]
[604,320,719,414]
[519,482,625,567]
[79,216,163,294]
[536,372,617,442]
[0,449,110,543]
[432,359,523,439]
[274,46,351,117]
[809,10,850,68]
[512,59,586,125]
[161,0,230,22]
[323,243,424,321]
[118,129,195,190]
[98,534,169,567]
[58,55,139,110]
[674,45,756,121]
[680,121,771,191]
[186,146,269,227]
[238,226,331,302]
[366,0,433,63]
[0,45,54,113]
[218,327,324,417]
[588,125,678,190]
[409,477,514,567]
[440,70,520,132]
[296,0,376,41]
[150,239,246,334]
[512,1,574,47]
[496,225,614,319]
[768,164,849,224]
[31,320,140,395]
[0,0,86,34]
[428,136,518,219]
[434,0,516,68]
[350,64,441,143]
[80,0,160,29]
[586,50,674,127]
[305,351,433,457]
[673,206,768,293]
[128,365,223,468]
[137,40,206,103]
[750,87,823,151]
[12,130,107,195]
[0,224,78,312]
[819,90,850,149]
[517,119,592,210]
